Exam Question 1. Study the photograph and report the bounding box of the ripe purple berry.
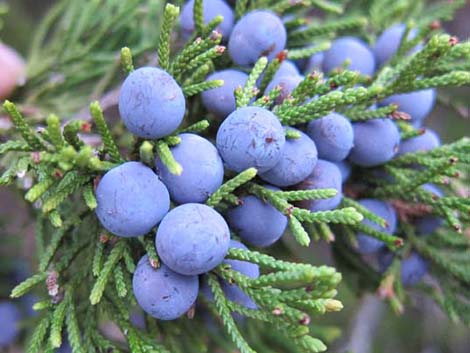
[349,119,400,167]
[155,134,224,204]
[307,113,354,162]
[132,255,199,320]
[227,187,288,247]
[228,10,287,66]
[378,250,428,286]
[118,67,185,139]
[356,199,397,254]
[397,128,440,156]
[274,60,300,79]
[216,106,286,173]
[415,184,444,235]
[400,252,428,286]
[222,240,259,309]
[373,24,422,66]
[333,160,352,182]
[95,162,170,237]
[379,89,436,126]
[259,129,318,187]
[201,69,248,119]
[305,52,324,73]
[156,203,230,275]
[322,37,376,76]
[0,301,21,347]
[296,159,343,212]
[264,74,304,104]
[180,0,235,39]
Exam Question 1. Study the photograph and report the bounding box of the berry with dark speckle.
[132,255,198,320]
[260,129,318,187]
[156,134,224,204]
[156,203,230,275]
[95,162,170,237]
[119,67,185,139]
[216,106,286,173]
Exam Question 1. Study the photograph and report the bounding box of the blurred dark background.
[0,1,469,353]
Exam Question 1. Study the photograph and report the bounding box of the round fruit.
[373,24,422,66]
[201,69,248,119]
[259,129,318,187]
[0,301,21,347]
[401,252,428,286]
[274,60,300,79]
[228,10,287,66]
[132,255,199,320]
[322,37,376,76]
[156,133,224,204]
[264,74,304,104]
[379,89,436,126]
[118,67,185,139]
[296,159,343,212]
[95,162,170,237]
[0,43,26,100]
[222,240,259,309]
[397,129,440,156]
[333,160,352,182]
[227,187,287,247]
[216,106,286,173]
[305,52,324,73]
[356,199,397,254]
[349,119,400,167]
[307,113,354,162]
[180,0,235,39]
[156,203,230,275]
[415,184,444,235]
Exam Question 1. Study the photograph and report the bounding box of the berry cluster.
[93,1,444,322]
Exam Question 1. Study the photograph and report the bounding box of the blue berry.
[96,162,170,237]
[180,0,234,39]
[260,129,318,187]
[333,160,352,182]
[349,119,400,167]
[119,67,185,139]
[305,52,324,73]
[401,252,428,286]
[397,128,440,156]
[133,255,199,320]
[322,37,376,76]
[307,113,354,162]
[373,24,422,66]
[377,248,394,273]
[264,74,304,104]
[156,203,230,275]
[216,106,286,173]
[0,301,21,347]
[273,60,300,79]
[156,133,224,204]
[356,199,397,254]
[416,184,444,235]
[378,251,428,286]
[228,10,287,66]
[56,342,71,353]
[227,187,287,247]
[296,159,343,211]
[379,89,436,126]
[222,240,259,309]
[201,69,248,119]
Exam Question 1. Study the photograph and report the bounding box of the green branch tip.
[120,47,134,73]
